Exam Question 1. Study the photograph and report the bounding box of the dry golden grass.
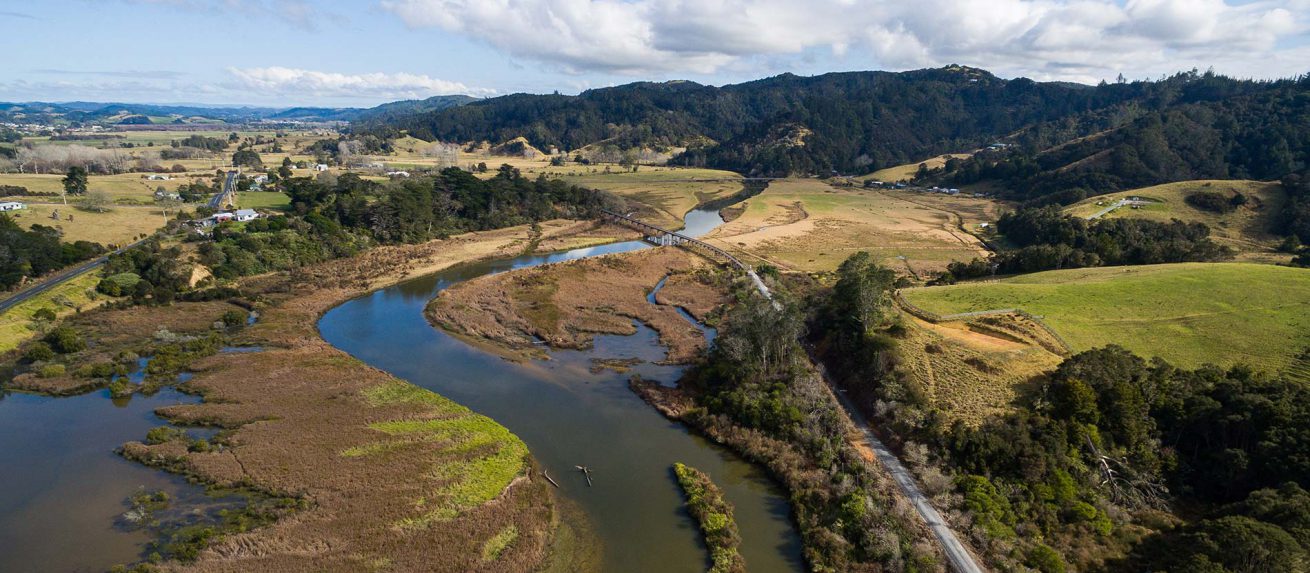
[570,168,743,229]
[704,179,991,274]
[897,313,1064,426]
[867,153,975,183]
[7,204,165,245]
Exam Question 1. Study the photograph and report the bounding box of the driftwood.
[576,465,593,487]
[542,470,560,488]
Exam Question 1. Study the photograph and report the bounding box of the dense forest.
[360,67,1309,197]
[934,75,1310,205]
[0,215,104,290]
[810,252,1310,572]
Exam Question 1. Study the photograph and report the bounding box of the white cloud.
[223,67,493,100]
[380,0,1310,82]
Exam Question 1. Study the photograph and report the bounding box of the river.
[319,206,805,572]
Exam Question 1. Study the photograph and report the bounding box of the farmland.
[7,204,163,245]
[703,178,991,274]
[1063,180,1288,258]
[901,262,1310,374]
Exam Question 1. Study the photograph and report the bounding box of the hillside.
[360,68,1310,196]
[1063,180,1288,257]
[935,74,1310,204]
[901,263,1310,376]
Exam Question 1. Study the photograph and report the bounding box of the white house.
[313,164,329,172]
[252,174,269,184]
[0,201,26,211]
[147,174,171,181]
[234,209,259,222]
[386,171,410,178]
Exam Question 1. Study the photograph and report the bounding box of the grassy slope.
[903,263,1310,373]
[705,178,990,273]
[866,153,974,183]
[0,270,104,354]
[1063,180,1287,257]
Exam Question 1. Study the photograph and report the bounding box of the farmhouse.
[313,164,329,172]
[147,174,171,181]
[386,170,410,178]
[235,209,259,222]
[0,201,26,211]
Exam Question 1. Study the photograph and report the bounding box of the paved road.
[810,354,987,573]
[0,258,105,315]
[208,170,238,209]
[0,238,147,315]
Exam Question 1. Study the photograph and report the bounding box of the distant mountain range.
[0,94,480,126]
[356,66,1309,203]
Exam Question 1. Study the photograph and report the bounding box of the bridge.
[600,209,749,270]
[600,208,778,307]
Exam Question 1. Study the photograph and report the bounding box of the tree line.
[0,215,104,290]
[939,206,1231,281]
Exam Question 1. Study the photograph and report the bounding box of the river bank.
[1,219,631,572]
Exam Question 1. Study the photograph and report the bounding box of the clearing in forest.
[1062,180,1288,260]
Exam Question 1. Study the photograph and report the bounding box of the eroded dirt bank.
[425,247,730,364]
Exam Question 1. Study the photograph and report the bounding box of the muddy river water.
[320,207,805,572]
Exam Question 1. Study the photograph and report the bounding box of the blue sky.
[1,0,1307,107]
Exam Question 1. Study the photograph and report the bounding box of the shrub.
[1185,191,1238,214]
[220,309,247,328]
[23,342,55,363]
[43,326,86,354]
[1025,543,1067,573]
[32,307,57,322]
[37,363,67,378]
[145,426,187,445]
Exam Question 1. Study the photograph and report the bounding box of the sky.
[1,0,1308,107]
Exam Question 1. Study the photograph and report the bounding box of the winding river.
[319,206,806,572]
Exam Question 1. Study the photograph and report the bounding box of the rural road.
[0,257,105,315]
[208,170,238,209]
[0,238,147,315]
[810,354,987,573]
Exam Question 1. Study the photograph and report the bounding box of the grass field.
[571,168,742,228]
[0,270,105,354]
[867,153,975,183]
[1063,180,1287,256]
[902,263,1310,373]
[704,179,991,274]
[237,191,291,211]
[7,204,164,245]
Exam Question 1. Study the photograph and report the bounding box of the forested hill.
[935,75,1310,204]
[358,67,1308,201]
